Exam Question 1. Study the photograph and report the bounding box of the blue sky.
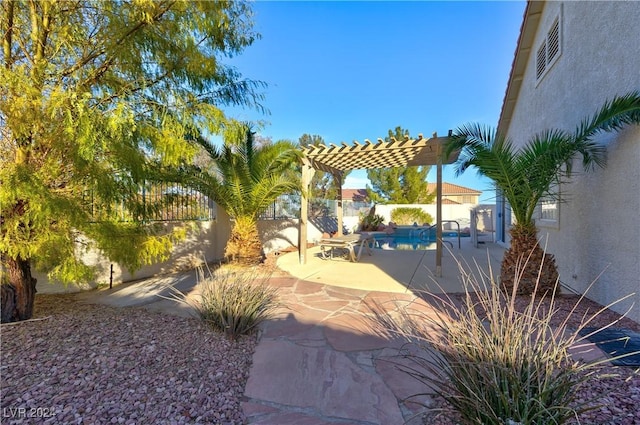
[222,1,527,203]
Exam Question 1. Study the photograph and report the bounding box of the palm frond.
[447,123,534,223]
[447,91,640,228]
[191,134,222,162]
[573,90,640,143]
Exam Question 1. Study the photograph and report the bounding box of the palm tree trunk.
[225,216,263,265]
[1,254,38,323]
[500,224,558,296]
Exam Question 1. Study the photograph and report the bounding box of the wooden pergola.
[299,132,460,277]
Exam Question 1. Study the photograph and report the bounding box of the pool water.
[372,235,436,251]
[372,230,468,251]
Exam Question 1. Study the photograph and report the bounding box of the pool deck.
[277,237,506,294]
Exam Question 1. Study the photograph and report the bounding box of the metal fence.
[258,195,372,220]
[84,182,216,222]
[259,194,301,219]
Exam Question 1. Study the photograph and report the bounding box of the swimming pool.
[371,228,468,251]
[372,234,436,251]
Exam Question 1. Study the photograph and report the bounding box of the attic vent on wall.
[536,17,562,82]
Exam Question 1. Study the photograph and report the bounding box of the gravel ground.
[428,294,640,425]
[1,289,639,425]
[1,294,256,425]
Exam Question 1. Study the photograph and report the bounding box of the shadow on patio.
[275,237,505,295]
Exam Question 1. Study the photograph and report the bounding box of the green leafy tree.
[444,91,640,295]
[188,123,301,264]
[0,0,263,322]
[366,126,434,204]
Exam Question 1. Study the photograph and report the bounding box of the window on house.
[537,187,559,228]
[540,199,558,221]
[535,16,561,81]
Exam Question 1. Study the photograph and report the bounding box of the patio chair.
[319,233,374,262]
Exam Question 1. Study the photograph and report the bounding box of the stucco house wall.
[501,1,640,322]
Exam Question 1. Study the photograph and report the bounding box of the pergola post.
[332,171,344,236]
[435,132,443,277]
[299,160,314,265]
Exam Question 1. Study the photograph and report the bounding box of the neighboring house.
[426,182,482,205]
[341,188,370,203]
[343,183,482,205]
[497,1,640,322]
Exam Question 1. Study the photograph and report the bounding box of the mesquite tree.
[0,0,263,322]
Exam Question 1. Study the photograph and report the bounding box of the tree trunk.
[225,217,263,265]
[500,225,558,296]
[1,254,38,323]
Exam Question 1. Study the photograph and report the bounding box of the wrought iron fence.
[258,195,372,220]
[259,194,301,220]
[83,182,216,222]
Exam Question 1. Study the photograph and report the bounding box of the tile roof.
[341,189,369,201]
[441,198,462,205]
[342,183,480,200]
[426,182,482,195]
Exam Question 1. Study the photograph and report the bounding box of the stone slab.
[245,340,404,424]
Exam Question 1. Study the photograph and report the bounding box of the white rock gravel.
[1,294,256,425]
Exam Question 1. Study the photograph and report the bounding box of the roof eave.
[497,1,545,136]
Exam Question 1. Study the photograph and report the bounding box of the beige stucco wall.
[258,217,347,253]
[36,218,229,293]
[504,1,640,322]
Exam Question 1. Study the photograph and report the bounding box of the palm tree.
[190,123,301,264]
[445,91,640,295]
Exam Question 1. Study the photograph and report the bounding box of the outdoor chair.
[319,233,374,262]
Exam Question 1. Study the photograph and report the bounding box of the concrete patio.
[276,237,505,294]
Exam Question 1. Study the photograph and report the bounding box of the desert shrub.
[359,211,385,231]
[167,265,279,340]
[390,207,432,226]
[367,258,632,424]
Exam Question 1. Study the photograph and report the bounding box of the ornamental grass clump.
[368,255,633,425]
[167,264,279,340]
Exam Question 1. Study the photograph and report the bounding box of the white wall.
[373,204,475,230]
[258,216,360,253]
[504,1,640,322]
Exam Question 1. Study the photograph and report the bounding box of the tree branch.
[2,0,14,68]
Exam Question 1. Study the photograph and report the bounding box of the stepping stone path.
[242,276,442,425]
